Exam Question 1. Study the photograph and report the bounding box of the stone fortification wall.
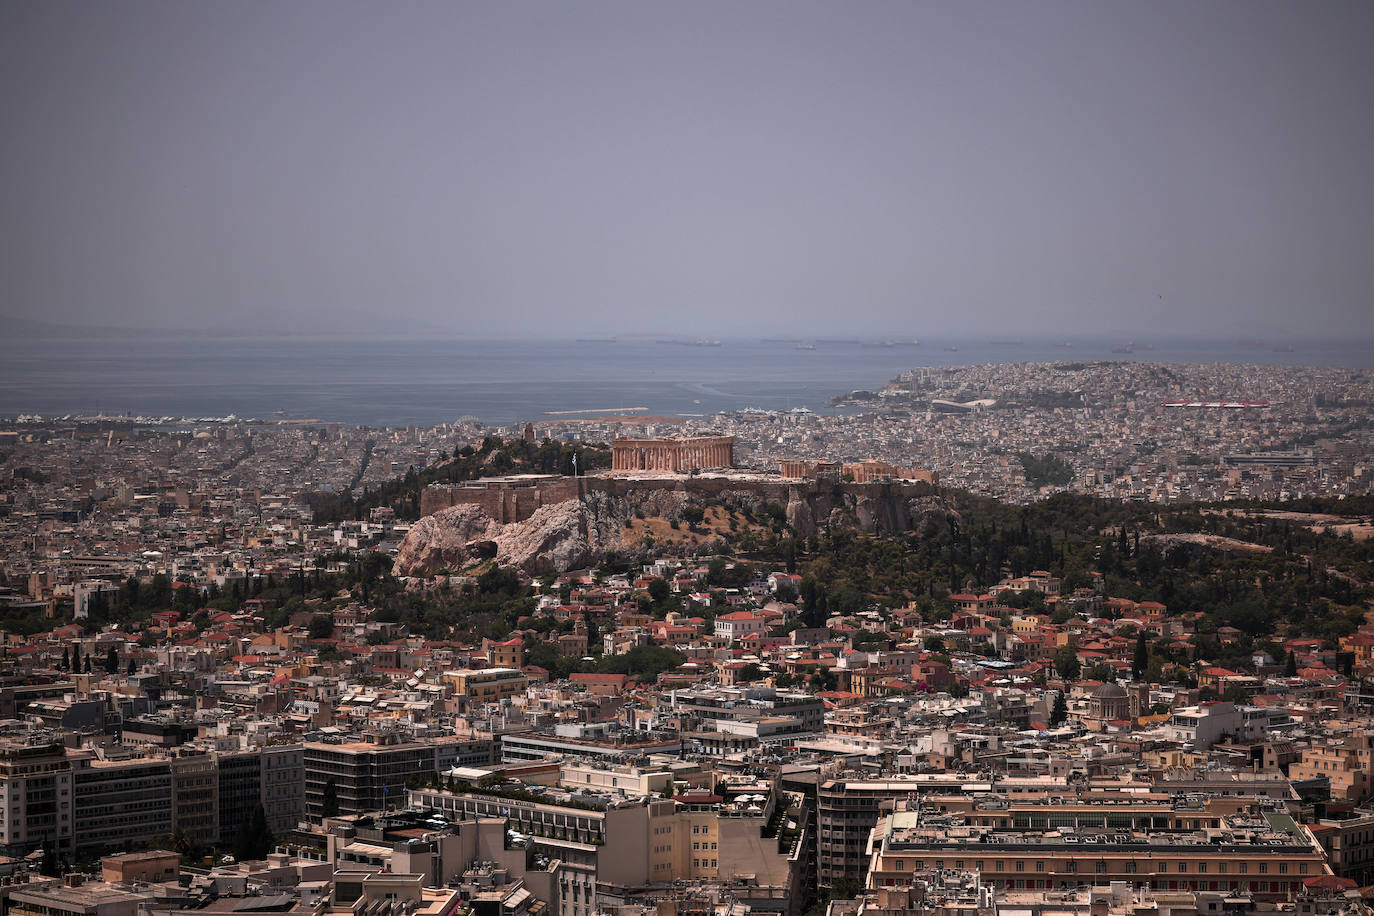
[420,476,584,522]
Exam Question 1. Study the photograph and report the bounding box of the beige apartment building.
[865,801,1330,902]
[1289,735,1374,802]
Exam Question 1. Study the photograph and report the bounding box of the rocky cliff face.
[394,479,954,577]
[395,490,650,576]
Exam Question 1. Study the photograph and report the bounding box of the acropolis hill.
[399,437,946,575]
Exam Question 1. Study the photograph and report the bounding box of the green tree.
[647,578,671,605]
[1222,686,1250,704]
[809,667,838,693]
[830,878,861,899]
[1054,645,1081,680]
[1090,662,1116,683]
[307,614,334,640]
[105,647,118,674]
[1016,453,1074,487]
[234,802,275,861]
[1050,692,1068,727]
[1285,650,1298,677]
[323,777,340,818]
[738,663,767,683]
[39,844,59,877]
[1133,631,1148,680]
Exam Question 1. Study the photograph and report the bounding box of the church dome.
[1091,681,1128,699]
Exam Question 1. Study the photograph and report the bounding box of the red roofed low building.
[1341,632,1374,669]
[483,636,523,668]
[1198,666,1240,690]
[556,630,589,657]
[966,626,995,648]
[911,659,952,690]
[716,660,754,686]
[714,611,767,642]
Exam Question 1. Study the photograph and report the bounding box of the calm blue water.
[0,336,1369,427]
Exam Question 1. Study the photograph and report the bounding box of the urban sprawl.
[0,361,1373,916]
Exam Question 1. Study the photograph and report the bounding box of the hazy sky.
[2,2,1372,339]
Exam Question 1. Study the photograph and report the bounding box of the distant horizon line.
[4,311,1372,345]
[4,333,1373,347]
[1,320,1370,347]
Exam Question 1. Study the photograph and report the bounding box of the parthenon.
[610,435,734,473]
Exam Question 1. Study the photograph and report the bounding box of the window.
[1259,864,1267,875]
[1198,863,1207,874]
[1218,863,1227,874]
[1178,863,1187,874]
[1125,863,1137,874]
[1279,864,1288,875]
[1238,863,1247,874]
[1096,862,1107,874]
[1016,862,1024,872]
[1036,862,1044,872]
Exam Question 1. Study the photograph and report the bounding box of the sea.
[0,336,1370,428]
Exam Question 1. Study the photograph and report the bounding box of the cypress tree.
[323,777,340,818]
[1133,631,1148,681]
[235,802,274,860]
[1050,692,1068,727]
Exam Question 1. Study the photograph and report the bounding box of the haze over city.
[11,5,1374,914]
[3,1,1372,340]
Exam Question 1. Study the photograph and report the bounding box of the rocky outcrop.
[785,487,817,539]
[908,495,956,538]
[397,489,657,576]
[391,504,498,577]
[396,477,955,577]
